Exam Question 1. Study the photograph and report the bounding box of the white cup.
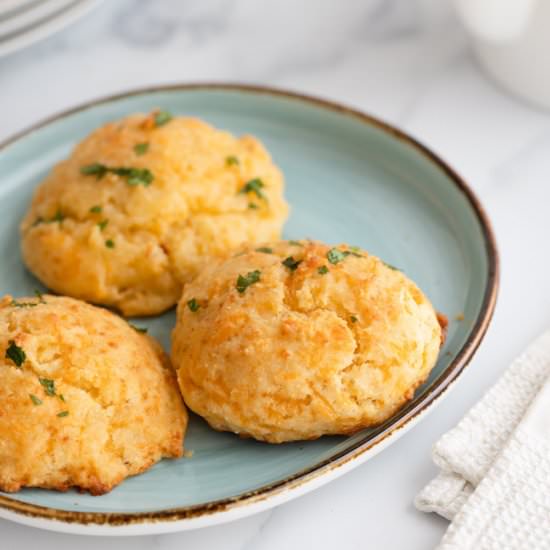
[453,0,550,110]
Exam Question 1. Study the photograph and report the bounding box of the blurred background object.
[453,0,550,110]
[0,0,103,57]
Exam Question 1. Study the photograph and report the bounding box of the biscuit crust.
[0,294,187,494]
[172,241,441,443]
[20,115,288,316]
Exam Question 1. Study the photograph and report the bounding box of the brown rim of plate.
[0,83,499,526]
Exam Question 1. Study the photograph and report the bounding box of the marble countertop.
[1,0,550,548]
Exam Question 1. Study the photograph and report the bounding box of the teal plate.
[0,85,498,535]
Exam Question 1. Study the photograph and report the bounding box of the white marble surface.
[1,0,550,548]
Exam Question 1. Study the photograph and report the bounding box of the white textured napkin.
[415,330,550,549]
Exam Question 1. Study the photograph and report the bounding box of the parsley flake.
[97,219,109,231]
[154,110,172,127]
[29,394,42,405]
[105,239,115,249]
[134,142,149,156]
[282,256,302,271]
[289,240,303,247]
[5,340,25,367]
[383,261,400,271]
[248,202,259,209]
[226,155,239,166]
[187,298,200,312]
[255,247,273,254]
[240,178,266,200]
[236,270,261,293]
[89,205,102,214]
[59,394,66,402]
[39,377,56,396]
[129,323,148,333]
[318,265,329,275]
[350,315,358,323]
[81,164,153,187]
[57,410,69,418]
[34,290,46,303]
[327,248,348,265]
[29,393,42,405]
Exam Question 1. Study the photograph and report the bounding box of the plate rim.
[0,82,499,529]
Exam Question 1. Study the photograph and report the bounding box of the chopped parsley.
[29,394,42,406]
[80,163,107,178]
[5,340,25,367]
[288,240,303,247]
[58,394,66,402]
[33,209,65,226]
[248,202,259,209]
[134,142,149,156]
[350,315,358,323]
[255,247,273,254]
[239,178,266,200]
[80,164,154,187]
[129,323,148,333]
[89,205,102,214]
[97,219,109,231]
[57,410,69,418]
[105,239,115,249]
[236,270,261,293]
[317,265,329,275]
[226,155,239,166]
[10,290,46,309]
[187,298,200,312]
[154,110,172,127]
[383,261,400,271]
[327,248,348,264]
[39,377,56,396]
[282,256,302,271]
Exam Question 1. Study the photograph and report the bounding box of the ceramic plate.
[0,84,498,535]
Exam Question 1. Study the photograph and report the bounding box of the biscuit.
[20,113,288,316]
[172,240,442,443]
[0,294,187,494]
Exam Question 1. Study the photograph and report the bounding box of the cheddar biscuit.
[20,113,288,316]
[0,294,187,494]
[172,240,442,443]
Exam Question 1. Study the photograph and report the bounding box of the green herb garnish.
[383,261,400,271]
[39,377,56,396]
[97,219,109,231]
[255,247,273,254]
[187,298,200,312]
[318,265,329,275]
[239,178,266,200]
[29,394,42,405]
[58,394,66,402]
[81,164,154,187]
[282,256,302,271]
[248,202,259,209]
[5,340,25,367]
[327,248,348,265]
[89,205,102,214]
[350,315,358,323]
[236,270,261,293]
[154,110,172,127]
[134,142,149,156]
[80,163,108,178]
[57,410,69,418]
[226,155,239,166]
[33,209,65,226]
[105,239,115,249]
[34,290,45,303]
[289,240,303,247]
[129,323,148,333]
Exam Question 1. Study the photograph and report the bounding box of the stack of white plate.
[0,0,102,57]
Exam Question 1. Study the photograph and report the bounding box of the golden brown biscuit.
[0,294,187,494]
[20,113,288,316]
[172,240,441,443]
